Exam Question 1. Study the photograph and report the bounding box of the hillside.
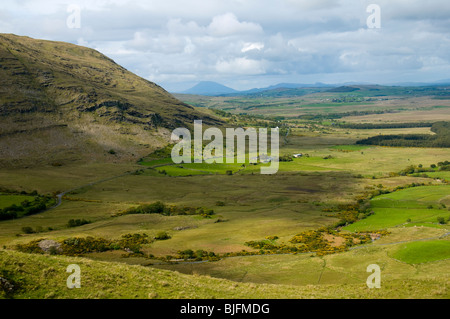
[0,34,222,168]
[1,249,446,299]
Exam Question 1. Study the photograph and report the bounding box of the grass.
[1,75,450,299]
[343,185,450,232]
[391,240,450,264]
[1,248,448,299]
[0,33,223,168]
[426,171,450,181]
[329,145,372,151]
[0,194,35,209]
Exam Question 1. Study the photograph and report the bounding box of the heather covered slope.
[0,34,221,167]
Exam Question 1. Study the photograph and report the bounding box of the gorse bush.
[67,219,91,228]
[60,237,112,255]
[177,249,218,261]
[154,231,171,240]
[115,201,214,218]
[16,233,154,256]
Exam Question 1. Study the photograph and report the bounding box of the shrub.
[0,210,17,221]
[437,217,446,224]
[24,202,47,216]
[15,239,44,254]
[215,201,225,206]
[117,233,151,253]
[140,201,166,214]
[279,155,293,162]
[60,236,112,256]
[154,231,171,240]
[21,227,35,234]
[67,219,91,228]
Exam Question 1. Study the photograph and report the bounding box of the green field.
[0,194,35,209]
[426,171,450,181]
[392,240,450,264]
[344,185,450,232]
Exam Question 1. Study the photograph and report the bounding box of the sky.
[1,0,450,92]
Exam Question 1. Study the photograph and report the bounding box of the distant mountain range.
[177,80,450,97]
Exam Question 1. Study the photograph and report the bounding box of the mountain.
[0,34,222,168]
[238,82,333,95]
[182,81,238,95]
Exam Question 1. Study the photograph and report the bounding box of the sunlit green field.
[0,194,35,209]
[344,185,450,232]
[391,240,450,264]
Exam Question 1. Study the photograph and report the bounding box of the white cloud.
[1,0,450,89]
[207,12,263,37]
[215,57,265,74]
[242,42,264,53]
[284,0,340,11]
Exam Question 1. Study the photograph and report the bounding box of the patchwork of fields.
[1,91,450,299]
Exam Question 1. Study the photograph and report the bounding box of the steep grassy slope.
[0,249,447,299]
[0,34,221,167]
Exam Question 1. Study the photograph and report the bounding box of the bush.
[0,210,17,221]
[140,201,167,214]
[21,227,35,234]
[24,202,47,216]
[215,201,225,206]
[67,219,91,228]
[117,233,150,254]
[154,231,171,240]
[437,217,446,224]
[61,237,112,256]
[279,155,293,162]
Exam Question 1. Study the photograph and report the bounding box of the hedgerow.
[113,201,215,218]
[0,195,54,221]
